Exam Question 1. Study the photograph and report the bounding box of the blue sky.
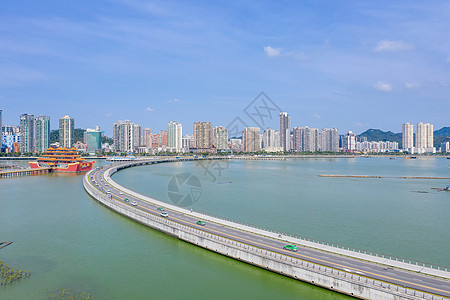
[1,0,449,136]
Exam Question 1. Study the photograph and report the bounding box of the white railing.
[83,174,446,300]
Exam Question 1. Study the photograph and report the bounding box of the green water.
[112,157,450,266]
[1,159,352,300]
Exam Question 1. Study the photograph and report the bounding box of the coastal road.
[89,162,450,299]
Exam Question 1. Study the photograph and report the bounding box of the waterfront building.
[319,128,339,152]
[20,113,35,153]
[279,112,290,152]
[194,122,212,149]
[292,126,318,152]
[262,128,280,149]
[34,115,50,152]
[168,121,183,152]
[212,126,229,150]
[150,130,168,149]
[12,142,20,153]
[2,134,20,152]
[229,138,243,152]
[2,125,20,135]
[113,120,141,153]
[416,122,434,153]
[441,142,450,153]
[402,123,414,150]
[243,127,261,152]
[182,134,194,150]
[85,126,102,154]
[143,128,152,147]
[59,115,74,148]
[356,141,399,153]
[343,131,356,152]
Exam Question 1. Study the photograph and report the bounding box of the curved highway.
[87,160,450,299]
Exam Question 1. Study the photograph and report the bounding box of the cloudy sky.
[1,0,449,135]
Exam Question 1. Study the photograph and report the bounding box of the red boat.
[30,147,94,173]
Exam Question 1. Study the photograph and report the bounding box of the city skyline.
[1,1,450,135]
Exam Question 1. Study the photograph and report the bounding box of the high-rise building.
[2,125,20,135]
[113,120,141,153]
[262,128,280,149]
[182,134,194,149]
[319,128,339,152]
[168,121,183,152]
[143,128,152,147]
[402,123,414,150]
[20,114,35,153]
[279,112,290,152]
[212,126,229,150]
[343,131,356,151]
[34,115,50,152]
[85,126,102,154]
[243,127,261,152]
[59,115,74,148]
[416,122,434,153]
[194,122,212,149]
[292,126,319,152]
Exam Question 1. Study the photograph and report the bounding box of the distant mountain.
[357,127,450,148]
[357,129,402,144]
[434,127,450,137]
[49,128,86,144]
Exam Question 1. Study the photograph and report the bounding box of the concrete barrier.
[83,170,446,300]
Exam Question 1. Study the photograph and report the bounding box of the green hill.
[49,129,86,144]
[357,129,402,143]
[434,127,450,137]
[357,127,450,149]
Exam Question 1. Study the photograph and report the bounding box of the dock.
[319,174,450,179]
[0,168,53,178]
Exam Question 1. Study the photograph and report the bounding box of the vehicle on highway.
[157,207,165,211]
[119,192,124,195]
[160,212,169,218]
[131,201,138,206]
[124,198,129,202]
[196,220,206,226]
[283,245,298,252]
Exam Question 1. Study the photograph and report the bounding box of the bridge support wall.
[84,173,433,300]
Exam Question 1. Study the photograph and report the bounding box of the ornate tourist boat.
[30,147,94,172]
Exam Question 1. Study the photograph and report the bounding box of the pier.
[0,168,52,178]
[318,174,450,179]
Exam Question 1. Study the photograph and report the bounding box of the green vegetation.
[49,129,86,144]
[101,135,113,145]
[0,260,30,286]
[47,288,95,299]
[357,129,402,144]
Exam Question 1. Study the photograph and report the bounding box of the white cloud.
[263,46,282,58]
[146,107,154,112]
[374,40,414,52]
[168,98,180,103]
[405,82,421,89]
[374,81,393,92]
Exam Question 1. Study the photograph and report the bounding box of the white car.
[131,201,138,206]
[119,192,124,195]
[160,212,169,218]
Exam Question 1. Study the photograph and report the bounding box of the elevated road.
[86,159,450,299]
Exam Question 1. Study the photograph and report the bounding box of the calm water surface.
[1,159,357,300]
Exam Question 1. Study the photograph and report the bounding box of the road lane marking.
[89,171,450,296]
